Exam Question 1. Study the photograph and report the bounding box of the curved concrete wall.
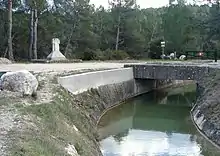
[58,66,220,151]
[58,68,155,121]
[58,68,134,94]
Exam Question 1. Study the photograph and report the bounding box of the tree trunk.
[33,9,38,59]
[28,9,34,60]
[8,0,14,61]
[115,15,120,51]
[64,23,76,56]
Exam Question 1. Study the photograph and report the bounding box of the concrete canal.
[98,84,220,156]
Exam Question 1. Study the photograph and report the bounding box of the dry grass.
[0,70,102,156]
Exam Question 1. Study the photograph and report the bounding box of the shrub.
[103,49,129,60]
[81,49,130,60]
[82,49,96,60]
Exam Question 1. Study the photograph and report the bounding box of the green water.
[98,84,220,156]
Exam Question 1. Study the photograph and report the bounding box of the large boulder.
[179,55,186,60]
[1,70,38,96]
[0,57,12,64]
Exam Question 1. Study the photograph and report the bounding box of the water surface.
[98,84,220,156]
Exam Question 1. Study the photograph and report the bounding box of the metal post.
[214,50,217,62]
[186,51,188,60]
[161,41,165,58]
[162,47,165,55]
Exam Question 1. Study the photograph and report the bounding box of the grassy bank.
[0,71,102,156]
[11,88,101,156]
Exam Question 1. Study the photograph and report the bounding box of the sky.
[90,0,170,8]
[89,0,208,9]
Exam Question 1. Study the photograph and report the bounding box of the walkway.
[0,62,125,72]
[0,60,219,72]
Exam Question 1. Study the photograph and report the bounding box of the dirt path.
[0,60,219,72]
[0,63,126,72]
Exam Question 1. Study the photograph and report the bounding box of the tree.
[162,0,196,54]
[28,8,34,60]
[26,0,47,60]
[0,0,218,61]
[109,0,136,51]
[7,0,13,60]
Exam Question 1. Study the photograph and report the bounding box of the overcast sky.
[90,0,169,8]
[89,0,207,8]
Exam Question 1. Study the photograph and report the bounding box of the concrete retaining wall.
[191,72,220,149]
[58,66,220,150]
[58,68,193,121]
[58,68,155,121]
[58,68,134,94]
[125,64,211,80]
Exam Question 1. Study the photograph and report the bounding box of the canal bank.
[1,68,186,156]
[191,69,220,149]
[97,85,220,156]
[58,67,220,154]
[1,66,220,155]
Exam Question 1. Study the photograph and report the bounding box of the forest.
[0,0,220,61]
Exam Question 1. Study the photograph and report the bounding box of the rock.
[169,53,175,59]
[0,58,12,64]
[179,55,186,60]
[65,144,79,156]
[160,54,166,59]
[0,78,2,90]
[1,70,38,96]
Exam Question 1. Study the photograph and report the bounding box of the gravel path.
[0,60,219,72]
[0,63,126,72]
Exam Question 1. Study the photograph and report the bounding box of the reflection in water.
[98,84,220,156]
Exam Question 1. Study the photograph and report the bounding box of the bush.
[148,39,163,59]
[81,48,130,61]
[111,50,129,60]
[103,49,129,60]
[82,49,96,60]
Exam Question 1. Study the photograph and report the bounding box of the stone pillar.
[52,38,60,52]
[47,38,66,61]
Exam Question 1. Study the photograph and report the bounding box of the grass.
[9,87,102,156]
[13,58,202,64]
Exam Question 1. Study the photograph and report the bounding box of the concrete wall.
[58,66,220,150]
[58,68,194,121]
[58,68,155,121]
[58,68,134,94]
[191,72,220,148]
[125,64,211,80]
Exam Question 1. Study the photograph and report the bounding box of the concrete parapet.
[58,68,155,121]
[58,68,134,94]
[125,64,213,81]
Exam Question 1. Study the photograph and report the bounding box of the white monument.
[47,38,66,61]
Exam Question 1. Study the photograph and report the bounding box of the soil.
[0,69,103,156]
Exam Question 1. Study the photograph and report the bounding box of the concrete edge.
[190,105,220,150]
[58,68,131,79]
[58,68,134,95]
[95,87,151,126]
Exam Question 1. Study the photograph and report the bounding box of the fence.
[185,51,218,62]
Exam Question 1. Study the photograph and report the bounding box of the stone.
[65,144,79,156]
[47,38,66,61]
[179,55,186,60]
[0,58,12,64]
[169,53,175,59]
[1,70,38,96]
[0,79,2,91]
[160,54,166,59]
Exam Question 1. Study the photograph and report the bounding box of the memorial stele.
[47,38,67,60]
